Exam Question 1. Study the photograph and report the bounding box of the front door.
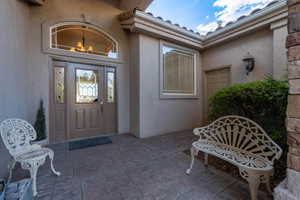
[69,63,105,139]
[50,61,117,143]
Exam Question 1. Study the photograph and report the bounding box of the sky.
[146,0,275,35]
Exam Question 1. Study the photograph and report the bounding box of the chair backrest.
[196,115,282,163]
[0,119,38,157]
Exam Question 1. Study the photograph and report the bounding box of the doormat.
[69,136,112,151]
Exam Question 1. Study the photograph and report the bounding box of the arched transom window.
[51,24,117,58]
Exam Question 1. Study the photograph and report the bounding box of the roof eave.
[120,0,153,11]
[203,0,287,48]
[120,10,204,49]
[119,0,288,50]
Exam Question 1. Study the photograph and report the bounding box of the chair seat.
[193,140,273,171]
[15,148,52,162]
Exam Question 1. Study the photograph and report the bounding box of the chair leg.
[186,147,198,175]
[29,164,39,197]
[48,151,61,176]
[8,159,16,183]
[247,174,260,200]
[21,160,45,197]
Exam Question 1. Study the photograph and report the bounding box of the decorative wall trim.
[271,18,288,30]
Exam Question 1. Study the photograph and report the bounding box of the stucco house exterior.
[0,0,289,179]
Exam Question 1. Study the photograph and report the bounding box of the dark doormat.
[69,136,112,151]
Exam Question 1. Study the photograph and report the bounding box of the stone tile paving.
[12,131,272,200]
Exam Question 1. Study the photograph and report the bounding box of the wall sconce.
[243,53,255,75]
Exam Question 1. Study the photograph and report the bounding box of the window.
[160,42,197,98]
[107,70,115,103]
[54,67,65,103]
[76,69,99,103]
[51,24,117,58]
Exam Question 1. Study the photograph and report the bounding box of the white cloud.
[197,0,274,35]
[197,22,218,34]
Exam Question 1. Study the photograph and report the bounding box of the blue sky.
[146,0,275,35]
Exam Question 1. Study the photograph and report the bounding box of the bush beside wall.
[34,100,46,141]
[208,77,289,182]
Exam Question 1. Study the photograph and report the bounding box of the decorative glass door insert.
[76,69,98,103]
[107,71,115,103]
[54,67,65,103]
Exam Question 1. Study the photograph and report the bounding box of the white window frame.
[159,40,199,99]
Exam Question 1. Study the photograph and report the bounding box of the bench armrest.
[193,125,211,140]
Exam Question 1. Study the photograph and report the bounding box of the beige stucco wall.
[272,25,288,80]
[0,0,30,178]
[202,26,288,83]
[132,34,203,138]
[129,34,141,137]
[27,0,131,137]
[203,29,275,84]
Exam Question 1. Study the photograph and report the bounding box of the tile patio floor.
[13,131,271,200]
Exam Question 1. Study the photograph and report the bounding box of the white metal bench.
[186,115,282,200]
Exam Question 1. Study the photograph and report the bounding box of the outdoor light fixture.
[243,52,255,75]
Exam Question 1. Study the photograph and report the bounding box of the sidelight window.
[107,70,115,103]
[54,67,65,104]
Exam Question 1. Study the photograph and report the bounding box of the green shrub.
[209,77,288,146]
[34,100,46,141]
[208,77,288,183]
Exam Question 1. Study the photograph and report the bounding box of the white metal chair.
[0,119,61,196]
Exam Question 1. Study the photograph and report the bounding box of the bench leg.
[248,174,260,200]
[263,171,274,195]
[239,169,261,200]
[265,175,272,195]
[204,153,208,166]
[186,147,198,175]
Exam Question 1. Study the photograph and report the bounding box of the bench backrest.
[194,115,282,163]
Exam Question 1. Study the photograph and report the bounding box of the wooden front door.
[68,63,105,139]
[50,61,117,143]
